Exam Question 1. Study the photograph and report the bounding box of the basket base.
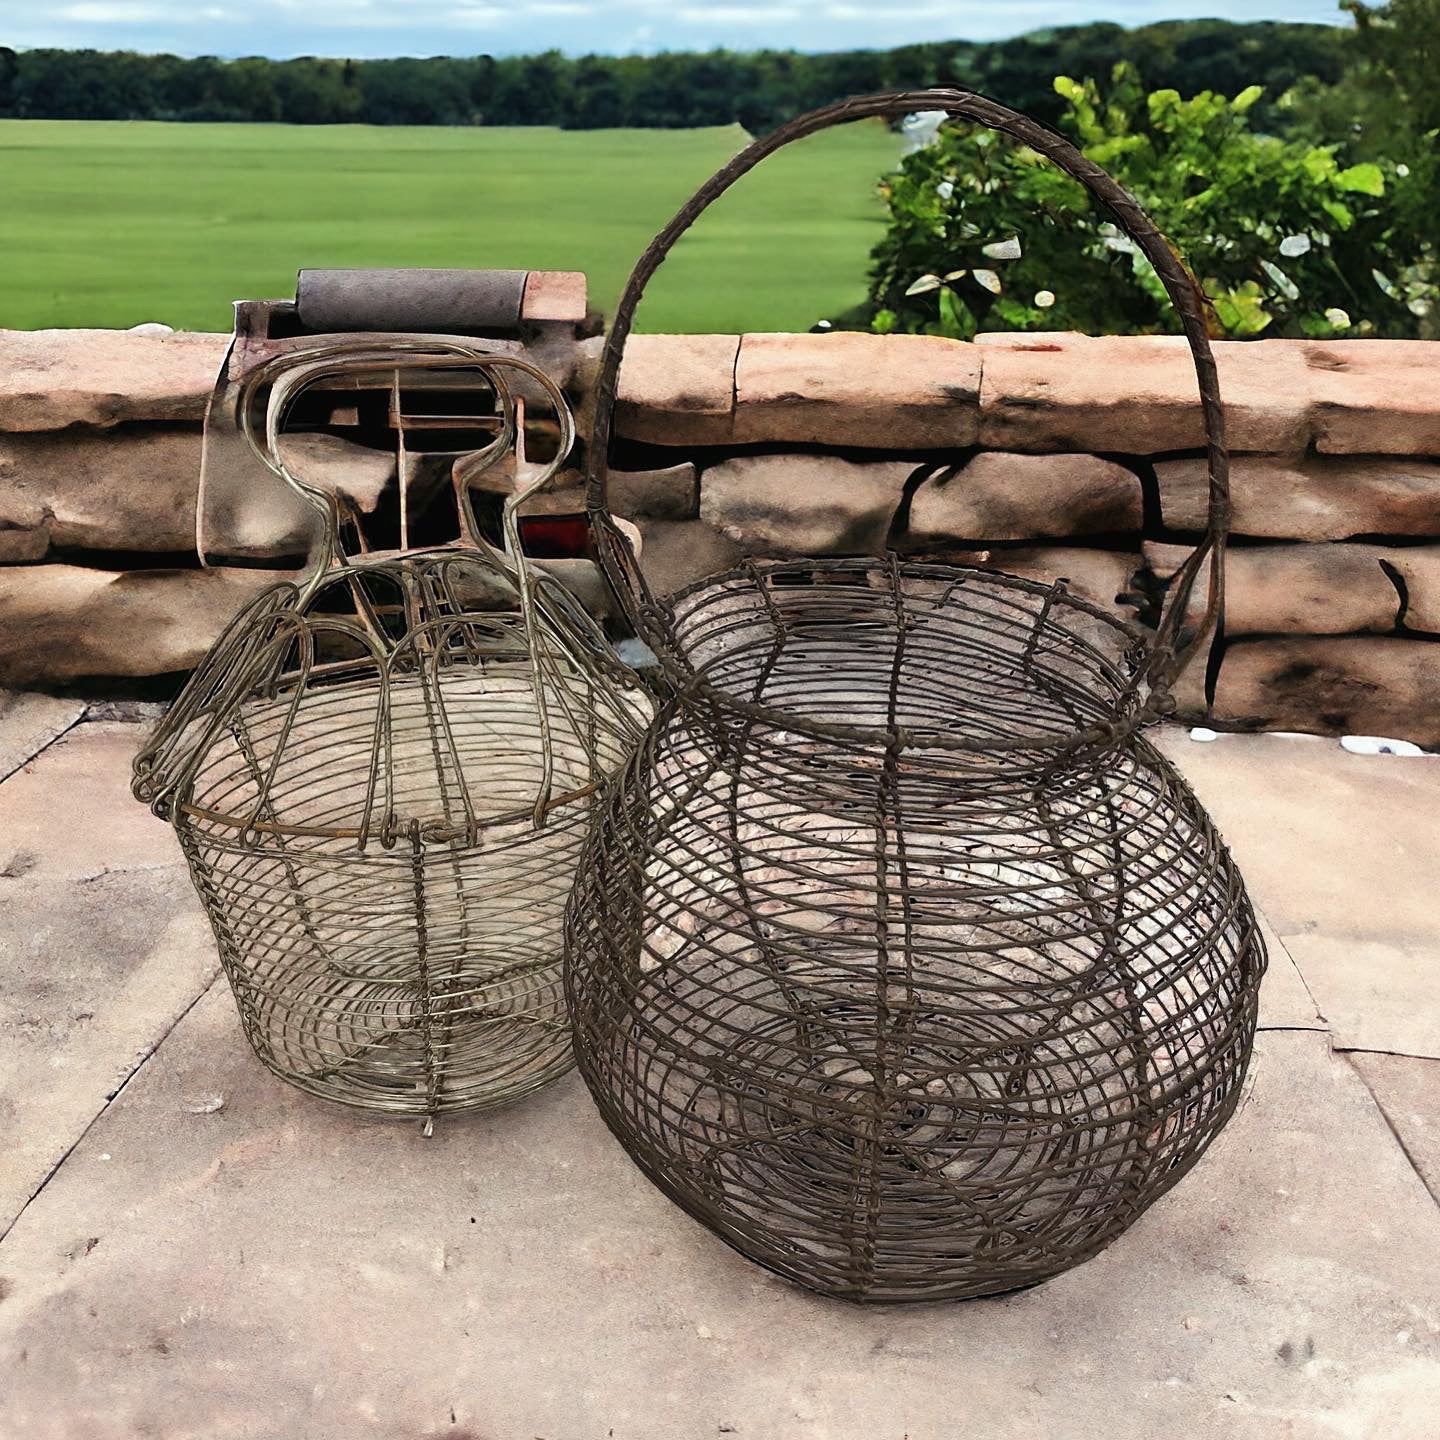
[663,999,1150,1302]
[235,945,573,1118]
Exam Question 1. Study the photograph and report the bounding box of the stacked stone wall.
[2,327,1437,743]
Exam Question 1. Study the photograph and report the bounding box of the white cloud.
[7,0,1347,60]
[675,4,798,24]
[58,2,172,20]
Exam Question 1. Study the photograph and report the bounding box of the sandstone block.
[199,431,401,561]
[980,546,1141,615]
[1157,454,1440,540]
[974,331,1086,348]
[0,565,294,687]
[635,519,744,600]
[278,432,397,513]
[470,458,698,521]
[733,332,980,448]
[1144,541,1405,636]
[1210,637,1440,746]
[0,516,50,562]
[700,453,915,556]
[979,335,1310,454]
[1390,547,1440,633]
[570,333,606,439]
[911,545,1142,619]
[596,463,700,521]
[1306,340,1440,455]
[0,425,202,556]
[520,270,589,324]
[908,452,1142,546]
[612,334,739,446]
[0,328,227,432]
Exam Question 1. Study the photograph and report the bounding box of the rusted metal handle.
[584,87,1229,698]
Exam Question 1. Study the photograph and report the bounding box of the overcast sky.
[0,0,1345,60]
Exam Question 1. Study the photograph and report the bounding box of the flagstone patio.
[1,700,1436,1440]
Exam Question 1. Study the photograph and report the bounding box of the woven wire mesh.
[566,558,1265,1301]
[564,85,1262,1302]
[138,555,648,1116]
[139,334,651,1118]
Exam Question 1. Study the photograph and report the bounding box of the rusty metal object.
[196,268,591,570]
[296,268,531,334]
[137,342,649,1121]
[566,90,1265,1301]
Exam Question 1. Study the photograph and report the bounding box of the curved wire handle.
[246,339,597,825]
[141,339,649,833]
[238,338,576,599]
[584,87,1229,711]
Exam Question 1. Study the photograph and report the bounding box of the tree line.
[0,20,1349,132]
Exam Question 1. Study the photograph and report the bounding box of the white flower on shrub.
[981,237,1022,261]
[902,111,948,151]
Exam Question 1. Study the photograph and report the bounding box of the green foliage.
[1280,2,1439,341]
[1343,0,1440,138]
[868,62,1437,340]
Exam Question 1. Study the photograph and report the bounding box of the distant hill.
[0,20,1349,132]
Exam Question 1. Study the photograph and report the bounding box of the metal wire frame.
[565,89,1265,1300]
[137,344,650,1119]
[567,558,1265,1301]
[583,86,1231,740]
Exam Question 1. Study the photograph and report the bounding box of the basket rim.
[167,773,607,849]
[641,555,1148,757]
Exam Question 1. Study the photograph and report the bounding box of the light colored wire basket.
[137,342,650,1121]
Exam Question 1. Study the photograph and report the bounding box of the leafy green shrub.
[867,62,1437,340]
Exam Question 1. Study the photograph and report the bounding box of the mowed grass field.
[0,119,901,334]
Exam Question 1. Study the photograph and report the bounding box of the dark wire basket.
[137,343,649,1122]
[566,89,1266,1301]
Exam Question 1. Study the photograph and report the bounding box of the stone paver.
[1157,730,1440,942]
[0,722,215,1234]
[1159,729,1440,1056]
[0,721,178,881]
[1255,914,1325,1033]
[0,690,84,782]
[1348,1052,1440,1206]
[1283,935,1440,1059]
[1,716,1436,1438]
[1,1000,1438,1440]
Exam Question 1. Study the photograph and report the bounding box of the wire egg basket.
[136,341,650,1121]
[566,90,1266,1301]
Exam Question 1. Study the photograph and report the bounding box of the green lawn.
[0,119,901,334]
